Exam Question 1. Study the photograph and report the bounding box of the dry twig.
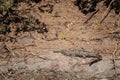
[100,0,115,23]
[112,41,119,79]
[84,9,99,24]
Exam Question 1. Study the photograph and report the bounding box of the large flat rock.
[0,51,120,80]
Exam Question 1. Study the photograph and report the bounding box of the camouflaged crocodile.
[53,50,102,65]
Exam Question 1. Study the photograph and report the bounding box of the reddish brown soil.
[0,0,120,80]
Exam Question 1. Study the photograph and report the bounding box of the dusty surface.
[0,0,120,80]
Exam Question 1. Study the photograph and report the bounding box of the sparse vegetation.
[0,0,120,80]
[54,11,60,17]
[61,33,67,40]
[93,19,99,25]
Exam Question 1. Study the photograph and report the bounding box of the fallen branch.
[112,41,119,79]
[84,9,99,24]
[100,0,115,23]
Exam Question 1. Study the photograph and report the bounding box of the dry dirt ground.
[0,0,120,80]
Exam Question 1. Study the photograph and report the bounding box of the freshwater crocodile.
[53,50,102,66]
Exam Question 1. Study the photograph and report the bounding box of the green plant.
[112,28,120,33]
[0,6,4,13]
[93,19,99,25]
[0,0,13,13]
[54,11,60,17]
[47,23,54,26]
[26,17,32,23]
[61,33,67,40]
[0,24,9,34]
[6,2,13,10]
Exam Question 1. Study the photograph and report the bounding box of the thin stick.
[100,0,115,23]
[84,9,99,24]
[112,41,119,79]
